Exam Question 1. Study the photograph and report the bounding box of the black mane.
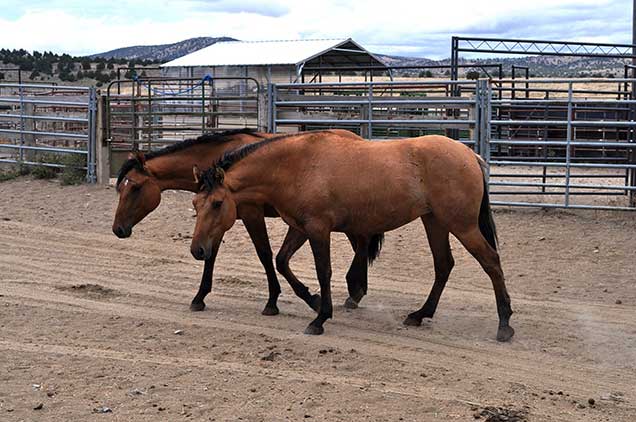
[115,128,262,188]
[199,131,323,191]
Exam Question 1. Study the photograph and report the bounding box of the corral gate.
[269,78,636,211]
[0,83,97,182]
[105,76,260,175]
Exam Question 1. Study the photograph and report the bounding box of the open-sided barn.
[160,38,387,86]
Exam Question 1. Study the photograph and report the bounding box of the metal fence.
[0,83,97,182]
[269,78,636,211]
[269,80,482,147]
[489,78,636,211]
[106,76,260,153]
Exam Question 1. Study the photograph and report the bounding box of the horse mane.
[199,131,319,191]
[115,128,262,188]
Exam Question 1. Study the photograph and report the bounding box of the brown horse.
[190,131,514,342]
[112,128,380,315]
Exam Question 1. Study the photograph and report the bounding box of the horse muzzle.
[113,225,132,238]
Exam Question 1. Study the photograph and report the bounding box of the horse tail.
[476,155,498,251]
[367,233,384,265]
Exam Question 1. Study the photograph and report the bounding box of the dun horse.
[112,128,380,315]
[190,131,514,342]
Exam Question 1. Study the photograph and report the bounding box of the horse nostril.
[114,226,129,238]
[192,246,206,260]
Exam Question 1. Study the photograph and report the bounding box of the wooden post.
[23,102,36,162]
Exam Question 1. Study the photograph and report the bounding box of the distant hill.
[90,36,237,61]
[378,55,629,78]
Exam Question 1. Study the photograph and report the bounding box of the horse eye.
[212,200,223,209]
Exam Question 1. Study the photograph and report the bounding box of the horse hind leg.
[454,227,514,342]
[343,234,368,309]
[403,214,454,326]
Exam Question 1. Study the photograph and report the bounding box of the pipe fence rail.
[106,76,260,153]
[270,80,482,147]
[0,83,97,182]
[269,78,636,211]
[488,78,636,210]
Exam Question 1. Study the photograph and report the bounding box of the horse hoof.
[496,325,515,342]
[190,302,206,312]
[343,297,359,309]
[309,294,321,313]
[304,324,324,335]
[403,316,422,327]
[261,305,279,316]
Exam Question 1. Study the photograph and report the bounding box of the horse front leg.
[190,245,219,311]
[276,227,321,312]
[239,205,281,316]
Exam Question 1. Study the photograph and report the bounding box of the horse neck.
[147,141,247,192]
[225,143,294,204]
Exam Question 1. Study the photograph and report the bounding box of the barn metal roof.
[161,38,387,69]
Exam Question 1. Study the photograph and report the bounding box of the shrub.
[59,154,86,185]
[30,164,58,179]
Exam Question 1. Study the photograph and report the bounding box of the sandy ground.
[0,178,635,421]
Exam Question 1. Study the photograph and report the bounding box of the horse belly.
[336,192,429,234]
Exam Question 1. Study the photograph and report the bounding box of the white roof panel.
[161,39,351,67]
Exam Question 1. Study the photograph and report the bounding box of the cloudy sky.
[0,0,632,58]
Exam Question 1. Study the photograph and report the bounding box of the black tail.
[367,233,384,265]
[477,158,498,251]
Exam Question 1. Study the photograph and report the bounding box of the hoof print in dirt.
[261,351,280,361]
[58,283,118,298]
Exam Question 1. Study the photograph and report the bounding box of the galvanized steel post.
[87,87,97,183]
[564,83,574,207]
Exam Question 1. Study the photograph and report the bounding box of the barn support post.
[95,94,111,185]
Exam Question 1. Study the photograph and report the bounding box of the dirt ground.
[0,178,635,421]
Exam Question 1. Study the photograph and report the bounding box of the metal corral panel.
[161,38,379,67]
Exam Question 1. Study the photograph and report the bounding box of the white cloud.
[0,0,631,58]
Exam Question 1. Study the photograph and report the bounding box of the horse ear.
[134,151,146,166]
[214,166,225,184]
[192,165,202,184]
